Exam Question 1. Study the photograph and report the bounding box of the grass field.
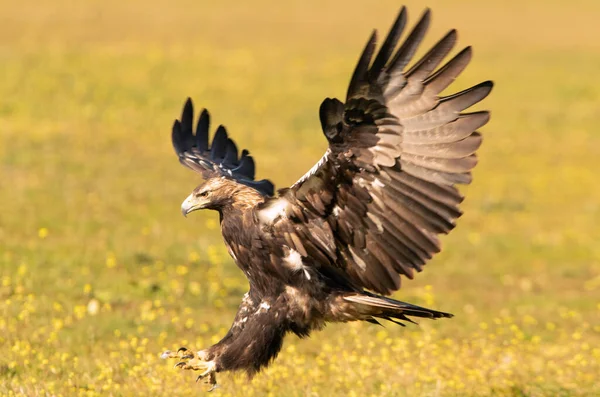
[1,0,599,395]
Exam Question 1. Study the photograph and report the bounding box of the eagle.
[161,7,492,390]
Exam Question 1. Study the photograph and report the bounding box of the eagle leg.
[161,347,218,391]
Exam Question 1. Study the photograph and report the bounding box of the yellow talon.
[162,347,218,391]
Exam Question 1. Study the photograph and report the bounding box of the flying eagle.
[161,7,492,390]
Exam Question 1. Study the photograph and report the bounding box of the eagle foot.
[161,347,218,391]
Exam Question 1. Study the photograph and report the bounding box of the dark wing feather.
[260,8,492,295]
[172,98,274,196]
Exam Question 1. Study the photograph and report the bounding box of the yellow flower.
[38,227,48,239]
[176,265,188,276]
[106,252,117,268]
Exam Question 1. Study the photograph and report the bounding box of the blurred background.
[1,0,599,395]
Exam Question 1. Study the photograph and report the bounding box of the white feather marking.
[283,248,311,280]
[258,198,288,224]
[258,301,271,313]
[373,178,385,189]
[356,177,368,188]
[348,246,367,271]
[303,269,311,280]
[283,249,303,270]
[367,212,384,233]
[233,315,249,328]
[226,245,237,261]
[332,205,342,216]
[370,191,385,210]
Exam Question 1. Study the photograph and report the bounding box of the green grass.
[1,0,599,395]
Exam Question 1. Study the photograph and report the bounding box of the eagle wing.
[260,8,492,295]
[172,98,275,196]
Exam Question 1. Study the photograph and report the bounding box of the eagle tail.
[343,293,453,326]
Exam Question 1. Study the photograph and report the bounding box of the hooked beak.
[180,193,203,217]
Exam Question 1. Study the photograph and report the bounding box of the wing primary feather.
[369,7,407,81]
[210,125,228,161]
[369,228,418,277]
[404,111,489,143]
[388,8,431,73]
[171,120,185,154]
[386,169,464,207]
[385,209,441,255]
[223,139,239,166]
[424,46,472,95]
[181,98,194,140]
[400,161,473,185]
[196,109,210,152]
[173,98,195,154]
[439,80,494,110]
[233,155,256,180]
[347,30,378,99]
[386,188,456,233]
[380,216,432,265]
[401,153,478,174]
[402,132,482,159]
[406,29,457,81]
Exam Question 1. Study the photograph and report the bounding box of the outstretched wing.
[260,8,492,295]
[172,98,275,196]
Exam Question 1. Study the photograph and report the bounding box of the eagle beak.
[181,193,202,217]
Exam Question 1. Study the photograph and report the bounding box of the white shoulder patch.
[258,198,288,224]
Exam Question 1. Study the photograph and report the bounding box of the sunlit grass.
[1,0,599,395]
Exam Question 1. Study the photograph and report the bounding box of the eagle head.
[180,177,263,216]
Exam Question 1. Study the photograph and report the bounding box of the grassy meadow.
[1,0,599,395]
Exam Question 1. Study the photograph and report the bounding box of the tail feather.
[343,292,453,326]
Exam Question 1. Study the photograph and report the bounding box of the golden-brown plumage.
[163,7,492,390]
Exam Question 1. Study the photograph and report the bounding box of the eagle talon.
[161,348,193,360]
[207,382,219,392]
[177,347,190,354]
[205,372,218,392]
[163,346,218,389]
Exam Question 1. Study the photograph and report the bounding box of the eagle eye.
[197,191,209,198]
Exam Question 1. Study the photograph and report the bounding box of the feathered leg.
[161,291,289,390]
